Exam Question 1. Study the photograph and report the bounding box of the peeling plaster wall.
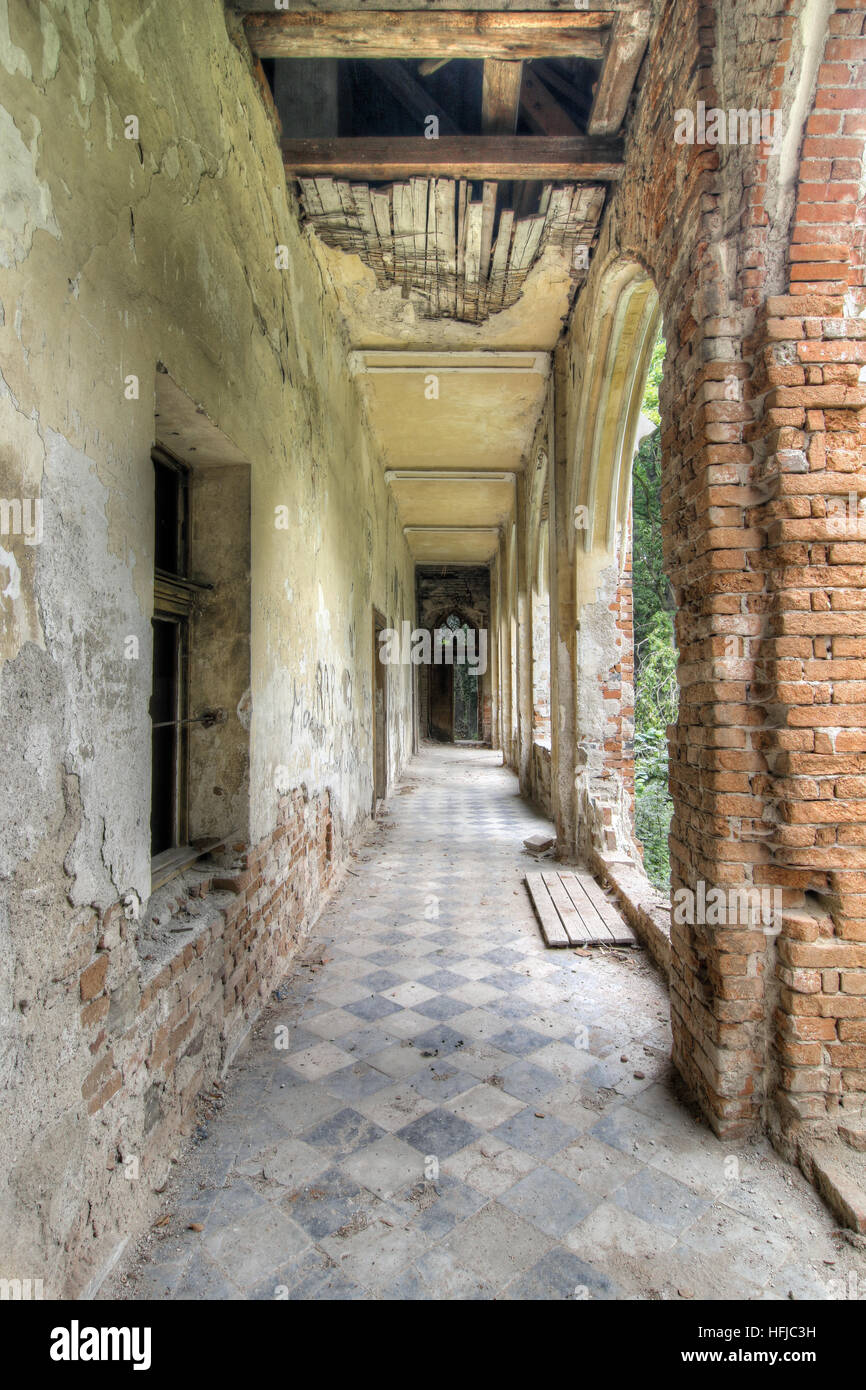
[0,0,413,1293]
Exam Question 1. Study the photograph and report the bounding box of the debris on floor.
[523,833,555,855]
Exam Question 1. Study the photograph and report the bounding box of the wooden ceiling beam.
[519,67,580,137]
[246,12,611,61]
[282,135,624,181]
[365,60,459,135]
[482,59,523,135]
[418,58,452,78]
[531,60,588,111]
[587,8,651,136]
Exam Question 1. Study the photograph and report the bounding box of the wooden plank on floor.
[557,871,607,943]
[572,871,637,945]
[575,867,636,945]
[558,872,617,944]
[541,871,592,946]
[526,873,570,948]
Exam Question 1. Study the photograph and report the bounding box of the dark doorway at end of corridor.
[416,565,492,747]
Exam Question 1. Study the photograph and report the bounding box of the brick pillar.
[748,6,866,1135]
[662,64,772,1139]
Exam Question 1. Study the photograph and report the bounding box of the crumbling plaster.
[0,0,415,885]
[0,0,415,1291]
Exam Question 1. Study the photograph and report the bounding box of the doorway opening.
[429,612,482,743]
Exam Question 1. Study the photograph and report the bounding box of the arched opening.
[508,523,519,765]
[569,259,668,867]
[428,610,482,744]
[528,454,553,819]
[532,520,551,748]
[631,329,677,890]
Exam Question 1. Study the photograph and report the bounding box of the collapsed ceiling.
[242,7,650,566]
[298,177,605,325]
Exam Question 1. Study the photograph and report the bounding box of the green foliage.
[631,332,677,890]
[634,776,675,891]
[635,609,678,734]
[633,610,677,887]
[641,333,665,427]
[632,429,670,654]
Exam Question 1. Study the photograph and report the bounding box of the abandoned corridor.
[103,747,859,1301]
[4,0,866,1305]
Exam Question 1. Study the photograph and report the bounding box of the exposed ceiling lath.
[298,177,605,323]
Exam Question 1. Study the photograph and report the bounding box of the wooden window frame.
[150,447,218,888]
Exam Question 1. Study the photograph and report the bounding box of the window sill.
[151,838,225,892]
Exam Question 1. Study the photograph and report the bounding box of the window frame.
[150,447,209,885]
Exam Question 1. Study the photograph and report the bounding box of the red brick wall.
[748,1,866,1132]
[662,0,866,1137]
[571,0,866,1137]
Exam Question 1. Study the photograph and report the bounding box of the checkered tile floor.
[108,745,865,1301]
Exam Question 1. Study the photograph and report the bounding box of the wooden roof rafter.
[587,7,651,135]
[282,135,624,181]
[244,11,613,61]
[246,9,652,138]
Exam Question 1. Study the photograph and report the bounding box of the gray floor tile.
[106,745,864,1305]
[498,1165,597,1237]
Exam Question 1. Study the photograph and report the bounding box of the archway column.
[549,360,578,855]
[516,482,534,796]
[490,552,502,753]
[574,530,638,862]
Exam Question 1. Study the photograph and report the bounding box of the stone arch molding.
[568,257,663,864]
[527,445,549,599]
[569,258,661,567]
